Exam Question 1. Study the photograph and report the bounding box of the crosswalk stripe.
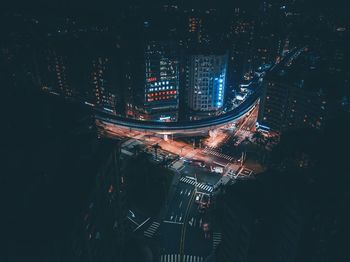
[204,148,234,161]
[212,232,222,249]
[160,254,203,262]
[144,232,153,237]
[180,177,213,192]
[144,222,160,237]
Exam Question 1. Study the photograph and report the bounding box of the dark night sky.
[2,0,349,15]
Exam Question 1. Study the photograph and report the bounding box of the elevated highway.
[95,87,261,136]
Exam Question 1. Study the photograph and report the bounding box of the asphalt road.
[160,182,194,253]
[156,162,221,260]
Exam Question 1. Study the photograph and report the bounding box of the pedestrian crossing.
[179,177,213,193]
[160,254,203,262]
[143,221,160,238]
[204,147,234,162]
[212,232,222,251]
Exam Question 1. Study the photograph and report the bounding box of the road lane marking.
[163,220,183,225]
[133,217,150,232]
[127,216,139,226]
[179,189,196,257]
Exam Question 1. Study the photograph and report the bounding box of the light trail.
[94,87,262,135]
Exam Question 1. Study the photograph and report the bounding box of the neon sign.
[147,77,157,82]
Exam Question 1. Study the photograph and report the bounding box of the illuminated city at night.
[2,1,350,262]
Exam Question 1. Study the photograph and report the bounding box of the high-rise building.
[258,48,327,132]
[142,41,179,121]
[47,50,73,97]
[188,17,203,44]
[186,53,228,118]
[228,8,255,88]
[91,57,117,114]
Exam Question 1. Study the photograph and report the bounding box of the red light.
[147,77,157,82]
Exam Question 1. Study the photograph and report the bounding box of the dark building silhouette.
[258,48,327,132]
[214,169,349,262]
[71,141,127,262]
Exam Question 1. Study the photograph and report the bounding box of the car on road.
[228,170,236,176]
[210,166,224,174]
[195,192,202,203]
[198,194,210,212]
[203,223,211,239]
[201,194,210,208]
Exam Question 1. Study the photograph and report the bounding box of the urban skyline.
[2,1,349,262]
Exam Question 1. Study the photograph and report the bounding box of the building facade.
[186,53,228,117]
[258,49,327,132]
[143,41,180,122]
[91,57,117,114]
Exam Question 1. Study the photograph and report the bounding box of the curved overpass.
[95,88,261,135]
